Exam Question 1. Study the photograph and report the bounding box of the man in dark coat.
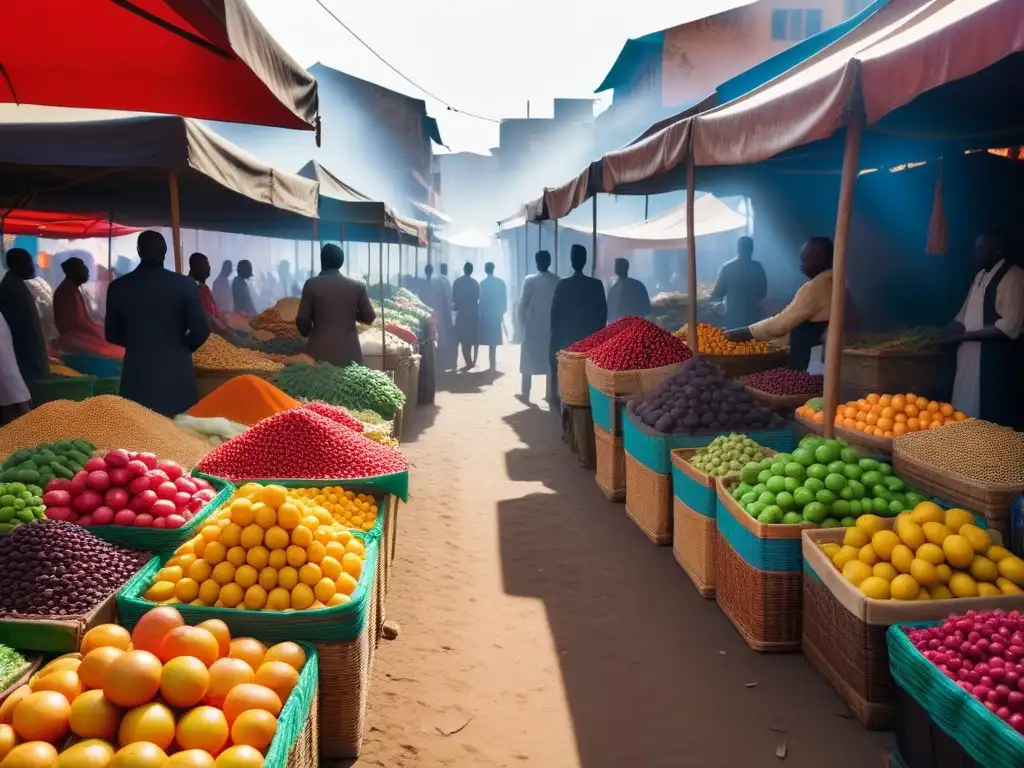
[105,231,210,416]
[232,259,258,318]
[550,244,607,369]
[296,244,376,368]
[478,262,507,371]
[0,247,49,384]
[606,257,651,322]
[451,261,480,371]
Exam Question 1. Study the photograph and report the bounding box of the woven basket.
[795,409,893,456]
[594,425,625,502]
[715,476,812,652]
[841,347,954,402]
[585,359,683,398]
[701,348,789,378]
[589,385,629,437]
[624,454,672,545]
[803,526,1015,730]
[557,351,589,406]
[743,384,817,411]
[892,449,1021,538]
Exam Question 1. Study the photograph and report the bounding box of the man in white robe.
[518,250,560,403]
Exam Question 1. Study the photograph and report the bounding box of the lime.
[803,477,825,495]
[839,487,855,500]
[849,499,863,516]
[740,492,758,506]
[775,491,795,510]
[816,489,837,506]
[757,469,773,484]
[840,516,857,527]
[793,487,815,508]
[774,453,793,464]
[878,463,892,476]
[832,499,851,517]
[783,511,804,524]
[840,448,859,464]
[785,462,807,480]
[888,500,905,516]
[861,470,883,487]
[848,480,866,499]
[769,461,786,477]
[859,458,880,472]
[824,473,848,492]
[803,502,827,524]
[884,476,905,492]
[807,464,829,481]
[905,492,925,508]
[792,447,816,467]
[758,491,777,506]
[752,483,768,497]
[843,464,863,481]
[765,476,787,494]
[815,443,841,464]
[872,497,889,514]
[827,460,847,475]
[821,517,841,529]
[872,484,889,499]
[761,505,783,523]
[747,501,766,517]
[734,482,752,497]
[740,465,761,485]
[784,477,801,493]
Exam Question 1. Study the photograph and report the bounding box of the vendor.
[0,248,49,383]
[711,236,768,328]
[724,237,834,370]
[607,258,651,322]
[53,257,123,358]
[942,233,1024,428]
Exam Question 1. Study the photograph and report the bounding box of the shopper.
[296,244,376,367]
[452,261,480,371]
[478,262,507,372]
[606,257,651,322]
[232,259,257,318]
[518,250,560,403]
[436,263,456,370]
[711,236,768,329]
[0,312,30,425]
[105,230,210,416]
[550,244,607,406]
[0,247,49,384]
[53,256,123,358]
[212,260,233,313]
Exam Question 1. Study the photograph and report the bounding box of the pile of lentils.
[893,419,1024,487]
[0,520,150,618]
[742,368,824,397]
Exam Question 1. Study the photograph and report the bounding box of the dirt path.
[355,346,891,768]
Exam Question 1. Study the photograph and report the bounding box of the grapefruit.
[80,625,132,656]
[204,659,254,709]
[69,690,121,741]
[103,651,163,708]
[130,607,184,657]
[159,627,219,667]
[221,684,281,725]
[159,657,210,708]
[12,690,71,743]
[118,703,175,751]
[175,706,228,754]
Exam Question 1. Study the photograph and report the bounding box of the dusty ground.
[355,346,891,768]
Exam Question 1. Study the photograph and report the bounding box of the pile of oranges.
[0,606,306,768]
[143,484,368,612]
[801,393,968,438]
[675,323,772,355]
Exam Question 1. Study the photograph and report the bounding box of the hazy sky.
[247,0,740,154]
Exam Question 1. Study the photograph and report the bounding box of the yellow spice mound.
[193,334,283,373]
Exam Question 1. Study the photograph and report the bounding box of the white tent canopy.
[436,229,494,249]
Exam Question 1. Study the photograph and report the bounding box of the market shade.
[0,210,139,238]
[412,200,452,225]
[0,105,319,237]
[297,161,428,246]
[436,229,494,249]
[0,0,318,132]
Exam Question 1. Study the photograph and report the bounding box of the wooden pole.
[379,232,386,355]
[591,194,598,277]
[398,241,403,288]
[341,221,347,275]
[311,218,318,275]
[107,213,113,272]
[553,218,559,276]
[685,161,698,353]
[427,225,433,267]
[822,120,863,438]
[538,220,543,251]
[168,171,183,273]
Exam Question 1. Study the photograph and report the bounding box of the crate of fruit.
[741,368,824,411]
[594,425,625,502]
[888,612,1024,768]
[556,350,589,406]
[116,483,383,759]
[803,503,1024,730]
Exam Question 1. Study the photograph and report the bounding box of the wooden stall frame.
[685,160,699,353]
[169,171,182,273]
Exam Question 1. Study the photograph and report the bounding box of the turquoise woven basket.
[589,385,627,436]
[672,456,717,518]
[116,533,378,644]
[265,642,319,767]
[192,468,410,504]
[717,491,804,571]
[888,623,1024,767]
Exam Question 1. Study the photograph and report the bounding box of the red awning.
[0,210,139,239]
[0,0,318,132]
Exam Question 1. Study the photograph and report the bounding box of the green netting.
[264,642,318,768]
[116,533,377,643]
[90,477,234,555]
[888,623,1024,767]
[192,468,408,503]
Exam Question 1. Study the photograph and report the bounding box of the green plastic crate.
[192,468,409,504]
[28,374,96,406]
[92,377,120,396]
[265,642,319,767]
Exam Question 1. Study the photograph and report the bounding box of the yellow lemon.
[320,556,342,582]
[246,546,270,571]
[291,584,314,610]
[922,522,952,547]
[909,559,938,587]
[917,543,946,566]
[858,545,880,566]
[859,576,891,600]
[891,574,920,600]
[145,581,175,602]
[915,590,931,600]
[314,578,336,603]
[345,538,365,557]
[856,515,887,538]
[895,519,926,551]
[266,588,291,611]
[264,526,290,551]
[328,594,350,606]
[258,567,278,591]
[891,545,915,574]
[278,566,299,591]
[219,583,244,608]
[276,503,302,530]
[335,573,358,596]
[244,585,268,610]
[987,546,1013,563]
[198,579,221,604]
[230,498,254,526]
[842,560,873,586]
[949,572,979,598]
[268,549,287,569]
[342,553,363,580]
[871,531,901,561]
[997,578,1023,595]
[286,545,307,568]
[306,541,326,565]
[969,555,999,583]
[212,562,236,586]
[259,484,288,508]
[960,525,992,554]
[174,578,200,602]
[298,563,322,586]
[226,546,247,568]
[188,560,213,583]
[240,524,265,550]
[219,523,242,548]
[942,536,974,569]
[234,565,258,589]
[997,556,1024,586]
[978,583,1002,597]
[203,541,226,565]
[910,501,945,525]
[873,563,898,582]
[832,545,860,571]
[291,526,313,548]
[929,584,954,600]
[944,508,976,532]
[935,564,952,584]
[252,502,276,529]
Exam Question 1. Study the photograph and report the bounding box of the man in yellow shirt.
[724,237,834,370]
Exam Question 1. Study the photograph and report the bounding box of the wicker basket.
[624,454,673,545]
[557,351,589,406]
[803,526,1016,730]
[589,385,629,437]
[892,449,1021,538]
[743,384,817,411]
[840,347,954,402]
[702,348,789,378]
[265,644,319,768]
[715,476,813,652]
[585,359,683,398]
[594,425,625,502]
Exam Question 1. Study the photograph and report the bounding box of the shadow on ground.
[496,428,891,768]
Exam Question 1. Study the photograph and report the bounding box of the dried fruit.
[587,319,692,371]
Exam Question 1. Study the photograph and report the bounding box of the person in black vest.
[942,233,1024,429]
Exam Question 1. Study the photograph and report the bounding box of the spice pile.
[193,335,283,373]
[743,368,824,397]
[565,316,643,355]
[0,520,150,617]
[251,297,302,338]
[894,420,1024,487]
[588,319,692,371]
[273,362,405,420]
[675,323,772,355]
[302,402,364,433]
[195,408,407,482]
[0,397,211,469]
[187,375,299,426]
[143,483,368,610]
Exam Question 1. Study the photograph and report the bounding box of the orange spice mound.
[187,374,299,426]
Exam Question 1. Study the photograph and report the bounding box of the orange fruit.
[175,706,229,754]
[940,403,954,417]
[78,647,125,691]
[197,620,231,658]
[131,607,184,657]
[0,724,15,762]
[103,651,162,709]
[221,684,282,725]
[916,396,929,410]
[865,412,879,426]
[895,413,907,423]
[109,741,168,768]
[893,422,907,436]
[30,670,82,702]
[166,750,217,768]
[160,656,210,708]
[228,639,266,673]
[904,403,919,417]
[12,690,71,743]
[880,406,895,420]
[891,394,906,411]
[0,687,29,726]
[843,418,856,429]
[263,643,306,672]
[872,427,884,437]
[214,745,264,768]
[0,742,59,768]
[927,400,939,413]
[230,709,278,752]
[254,662,298,703]
[879,394,893,407]
[81,625,132,656]
[876,417,893,432]
[201,525,221,542]
[907,418,921,431]
[68,689,121,741]
[204,659,254,709]
[159,627,219,666]
[955,411,968,421]
[56,739,115,768]
[118,702,175,750]
[866,393,880,404]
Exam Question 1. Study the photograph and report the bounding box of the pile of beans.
[0,396,211,469]
[894,419,1024,487]
[565,316,645,354]
[0,520,150,617]
[302,402,365,433]
[742,368,824,396]
[196,407,408,481]
[193,334,283,372]
[588,319,692,371]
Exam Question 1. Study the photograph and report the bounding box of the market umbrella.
[0,210,139,238]
[0,0,319,134]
